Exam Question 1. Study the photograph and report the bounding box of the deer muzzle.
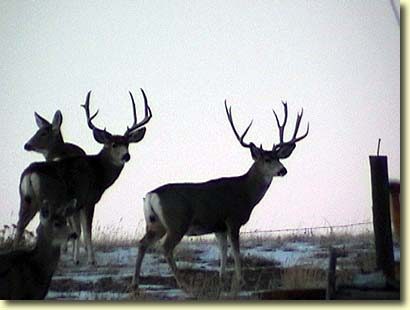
[278,167,287,176]
[24,143,34,151]
[122,153,131,162]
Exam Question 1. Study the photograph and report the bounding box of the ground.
[43,232,399,300]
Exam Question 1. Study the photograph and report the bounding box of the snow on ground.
[96,247,137,266]
[47,235,399,300]
[47,290,131,300]
[243,242,324,268]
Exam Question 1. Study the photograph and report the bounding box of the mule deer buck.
[24,110,86,254]
[14,89,152,265]
[24,110,86,161]
[132,100,309,292]
[0,199,78,300]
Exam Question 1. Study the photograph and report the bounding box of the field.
[50,231,399,300]
[0,224,400,300]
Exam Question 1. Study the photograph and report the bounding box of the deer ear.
[250,143,262,160]
[34,112,50,128]
[277,143,296,159]
[127,127,146,143]
[92,128,112,144]
[51,110,63,131]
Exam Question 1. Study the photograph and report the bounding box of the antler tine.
[291,108,304,140]
[273,101,309,150]
[272,101,288,145]
[81,91,104,132]
[224,100,253,149]
[288,108,309,143]
[292,121,309,143]
[125,88,152,136]
[128,91,138,127]
[139,88,152,127]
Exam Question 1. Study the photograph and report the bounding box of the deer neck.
[44,134,65,161]
[31,228,61,284]
[55,132,64,144]
[95,149,124,189]
[243,162,274,207]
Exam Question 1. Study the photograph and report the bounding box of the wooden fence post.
[326,247,337,300]
[369,155,395,278]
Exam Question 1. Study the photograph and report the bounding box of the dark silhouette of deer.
[132,100,308,292]
[0,199,78,300]
[23,109,86,259]
[24,110,86,161]
[14,89,152,265]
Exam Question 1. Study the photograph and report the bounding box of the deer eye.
[112,143,118,148]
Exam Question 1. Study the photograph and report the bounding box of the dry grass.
[240,228,373,247]
[2,220,384,300]
[353,248,377,273]
[281,266,327,289]
[92,222,139,250]
[0,224,36,252]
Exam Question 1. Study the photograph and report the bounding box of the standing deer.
[0,199,78,300]
[24,110,86,161]
[14,89,152,265]
[23,110,86,257]
[132,100,309,291]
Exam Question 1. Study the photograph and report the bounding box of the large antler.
[272,101,309,156]
[81,91,109,137]
[224,100,254,149]
[124,88,152,137]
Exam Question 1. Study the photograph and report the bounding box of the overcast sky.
[0,0,399,236]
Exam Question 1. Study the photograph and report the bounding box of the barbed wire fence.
[1,221,375,247]
[240,221,374,237]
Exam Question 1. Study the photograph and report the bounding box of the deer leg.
[227,226,242,293]
[71,213,82,265]
[13,199,38,248]
[61,214,76,255]
[215,231,228,279]
[80,207,96,265]
[61,235,68,253]
[162,231,184,288]
[132,228,165,289]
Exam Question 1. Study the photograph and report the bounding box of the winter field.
[0,223,400,301]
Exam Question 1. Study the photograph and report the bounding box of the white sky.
[0,0,400,236]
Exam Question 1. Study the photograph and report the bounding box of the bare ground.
[45,233,394,300]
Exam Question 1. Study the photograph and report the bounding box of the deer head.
[38,199,79,247]
[225,100,309,178]
[82,89,152,166]
[24,111,63,154]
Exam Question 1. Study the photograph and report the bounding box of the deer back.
[149,174,258,235]
[46,142,85,161]
[21,151,128,214]
[20,157,92,210]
